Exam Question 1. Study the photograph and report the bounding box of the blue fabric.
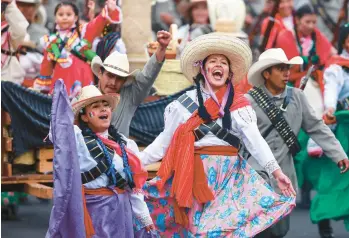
[46,79,85,238]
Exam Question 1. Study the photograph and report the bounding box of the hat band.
[103,63,129,74]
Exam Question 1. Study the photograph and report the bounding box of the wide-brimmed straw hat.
[248,48,303,86]
[180,33,252,84]
[91,52,138,78]
[71,85,120,117]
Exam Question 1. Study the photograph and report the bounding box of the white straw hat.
[180,33,252,84]
[91,52,138,78]
[248,48,303,86]
[71,85,120,117]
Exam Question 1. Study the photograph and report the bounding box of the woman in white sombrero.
[138,33,296,237]
[68,85,156,237]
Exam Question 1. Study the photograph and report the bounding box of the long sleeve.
[323,64,344,110]
[33,51,54,91]
[129,192,153,227]
[131,54,164,105]
[5,1,29,49]
[300,90,347,163]
[233,106,280,176]
[82,5,122,43]
[141,101,184,166]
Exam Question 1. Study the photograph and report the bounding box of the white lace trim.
[137,213,153,227]
[264,160,280,178]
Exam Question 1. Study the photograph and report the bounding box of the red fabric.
[275,28,332,87]
[261,14,287,49]
[156,85,250,212]
[235,77,252,94]
[96,136,148,190]
[325,55,349,69]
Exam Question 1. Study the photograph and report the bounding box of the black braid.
[222,80,234,130]
[194,73,211,121]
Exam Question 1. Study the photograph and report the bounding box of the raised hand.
[156,30,172,49]
[105,0,117,11]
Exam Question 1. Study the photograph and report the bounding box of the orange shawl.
[156,85,250,218]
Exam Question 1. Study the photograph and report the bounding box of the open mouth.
[212,69,223,80]
[98,114,109,120]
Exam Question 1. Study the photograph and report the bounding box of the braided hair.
[338,24,349,55]
[53,2,81,38]
[78,112,135,188]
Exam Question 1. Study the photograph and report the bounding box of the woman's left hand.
[105,0,117,11]
[273,170,296,197]
[145,224,155,232]
[338,159,349,173]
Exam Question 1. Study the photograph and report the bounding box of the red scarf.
[156,85,250,210]
[325,55,349,69]
[97,136,148,190]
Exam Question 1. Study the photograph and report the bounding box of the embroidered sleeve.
[234,106,280,174]
[129,192,153,227]
[264,160,281,178]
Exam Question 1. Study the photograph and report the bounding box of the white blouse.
[140,88,280,176]
[73,126,152,227]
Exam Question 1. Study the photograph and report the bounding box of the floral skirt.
[141,154,295,237]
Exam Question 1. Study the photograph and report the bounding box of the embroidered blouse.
[324,50,349,110]
[73,125,152,227]
[141,88,281,176]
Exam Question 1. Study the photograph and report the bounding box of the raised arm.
[83,0,122,43]
[131,31,171,106]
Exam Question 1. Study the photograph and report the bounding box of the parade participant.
[90,30,171,137]
[246,48,349,238]
[33,0,121,97]
[175,0,212,57]
[301,23,349,238]
[139,33,296,237]
[275,5,334,88]
[1,0,29,84]
[324,23,349,120]
[68,85,154,236]
[260,0,295,50]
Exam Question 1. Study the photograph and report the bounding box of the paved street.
[1,196,348,238]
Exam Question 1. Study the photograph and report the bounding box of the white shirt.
[73,126,152,226]
[324,50,349,110]
[140,88,280,176]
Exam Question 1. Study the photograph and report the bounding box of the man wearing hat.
[91,30,171,136]
[245,48,349,238]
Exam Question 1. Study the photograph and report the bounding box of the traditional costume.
[47,83,153,237]
[33,5,122,97]
[1,1,29,84]
[245,48,348,238]
[296,25,349,235]
[137,34,296,237]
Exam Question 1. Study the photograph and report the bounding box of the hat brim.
[71,93,120,118]
[247,56,303,86]
[91,56,137,78]
[180,33,252,85]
